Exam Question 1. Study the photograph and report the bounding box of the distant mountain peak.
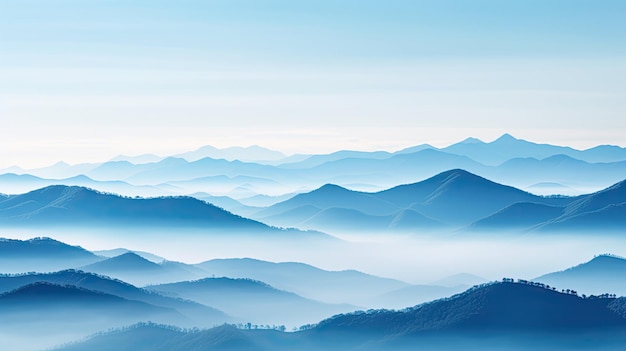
[459,137,484,144]
[493,133,518,143]
[52,161,71,167]
[80,251,162,272]
[316,183,350,192]
[430,168,482,183]
[103,252,159,266]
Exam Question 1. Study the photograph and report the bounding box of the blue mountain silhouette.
[195,258,409,305]
[0,237,102,273]
[471,178,626,232]
[470,202,565,229]
[534,254,626,296]
[80,252,209,286]
[259,169,577,230]
[315,281,626,335]
[148,277,357,326]
[0,281,191,351]
[52,282,626,351]
[0,269,228,326]
[441,133,626,165]
[0,237,96,260]
[0,185,269,229]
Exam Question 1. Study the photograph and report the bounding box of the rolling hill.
[53,281,626,351]
[534,254,626,296]
[471,178,626,232]
[0,269,228,326]
[256,169,577,230]
[148,277,357,326]
[195,258,409,305]
[0,237,103,273]
[0,282,184,351]
[0,185,269,230]
[80,252,208,285]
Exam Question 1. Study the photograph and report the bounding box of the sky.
[1,0,626,168]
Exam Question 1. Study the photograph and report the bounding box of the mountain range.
[4,234,626,350]
[53,281,626,351]
[195,257,409,305]
[0,269,227,325]
[80,252,209,286]
[0,185,267,230]
[0,238,417,308]
[1,169,623,234]
[0,282,185,351]
[0,237,102,273]
[2,134,625,200]
[252,169,625,233]
[148,277,358,326]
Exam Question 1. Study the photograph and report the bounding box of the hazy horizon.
[1,132,625,170]
[2,1,626,169]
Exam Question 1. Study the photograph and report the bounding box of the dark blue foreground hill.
[0,185,269,229]
[315,281,626,335]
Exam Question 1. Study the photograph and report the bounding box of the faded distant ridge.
[175,145,287,163]
[148,277,357,326]
[438,133,626,165]
[79,252,209,286]
[0,185,267,229]
[2,133,625,198]
[196,257,409,305]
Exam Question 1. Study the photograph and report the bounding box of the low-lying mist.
[2,226,624,285]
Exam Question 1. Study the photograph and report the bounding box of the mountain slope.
[54,282,626,351]
[387,169,569,225]
[0,185,269,229]
[534,179,626,231]
[534,254,626,296]
[0,237,102,273]
[255,169,581,230]
[0,282,184,351]
[470,202,565,230]
[81,253,208,285]
[195,258,409,305]
[55,324,291,351]
[0,269,228,326]
[442,133,626,165]
[256,184,400,218]
[148,277,357,326]
[315,281,626,335]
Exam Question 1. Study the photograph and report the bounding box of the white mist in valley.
[4,227,624,286]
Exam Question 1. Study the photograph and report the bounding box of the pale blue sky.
[1,0,625,167]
